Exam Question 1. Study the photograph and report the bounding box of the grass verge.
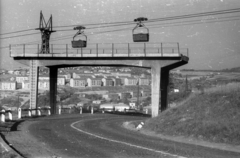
[144,82,240,145]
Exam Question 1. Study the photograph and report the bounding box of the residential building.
[70,78,87,88]
[111,77,122,86]
[16,76,29,83]
[124,77,138,86]
[57,77,66,85]
[87,77,102,87]
[139,78,150,85]
[0,81,17,90]
[102,77,113,86]
[22,81,30,89]
[38,80,49,89]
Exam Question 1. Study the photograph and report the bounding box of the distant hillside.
[181,67,240,72]
[221,67,240,72]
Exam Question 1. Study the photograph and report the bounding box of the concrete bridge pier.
[48,66,58,115]
[161,69,170,112]
[151,61,161,117]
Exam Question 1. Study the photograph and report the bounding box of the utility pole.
[36,11,56,54]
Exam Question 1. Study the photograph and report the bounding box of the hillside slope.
[144,82,240,145]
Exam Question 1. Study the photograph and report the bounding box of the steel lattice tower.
[36,11,56,54]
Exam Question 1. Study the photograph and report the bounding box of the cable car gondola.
[132,17,149,42]
[72,26,87,48]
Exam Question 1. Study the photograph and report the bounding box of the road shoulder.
[123,121,240,154]
[2,119,61,158]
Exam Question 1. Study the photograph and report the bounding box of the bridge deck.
[10,43,189,58]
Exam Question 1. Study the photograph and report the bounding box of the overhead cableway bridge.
[10,42,189,117]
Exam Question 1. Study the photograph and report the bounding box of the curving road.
[27,113,240,158]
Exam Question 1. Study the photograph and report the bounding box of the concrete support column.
[29,60,39,115]
[49,66,58,115]
[161,69,170,111]
[151,61,161,117]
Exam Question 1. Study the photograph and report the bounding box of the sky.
[1,0,240,70]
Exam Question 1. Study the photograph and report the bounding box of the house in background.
[111,77,122,86]
[139,77,150,85]
[102,77,113,86]
[87,77,102,87]
[22,81,30,89]
[70,78,87,88]
[0,81,17,90]
[16,76,29,83]
[57,77,66,85]
[124,77,138,86]
[38,80,49,89]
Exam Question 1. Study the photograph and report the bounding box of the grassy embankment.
[144,82,240,145]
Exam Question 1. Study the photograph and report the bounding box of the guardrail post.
[80,106,82,114]
[91,106,93,114]
[28,109,32,117]
[18,108,22,119]
[1,110,5,122]
[59,106,61,115]
[47,108,51,115]
[37,107,41,116]
[8,109,12,120]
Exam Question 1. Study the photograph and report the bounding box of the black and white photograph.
[0,0,240,157]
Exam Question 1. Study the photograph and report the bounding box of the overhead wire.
[0,32,40,40]
[1,7,240,37]
[1,7,240,48]
[147,7,240,23]
[4,14,240,47]
[0,28,36,36]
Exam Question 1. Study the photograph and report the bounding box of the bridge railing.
[10,43,188,57]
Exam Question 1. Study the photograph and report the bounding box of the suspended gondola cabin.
[132,17,149,42]
[72,26,87,48]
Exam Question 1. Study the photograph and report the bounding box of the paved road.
[26,113,240,158]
